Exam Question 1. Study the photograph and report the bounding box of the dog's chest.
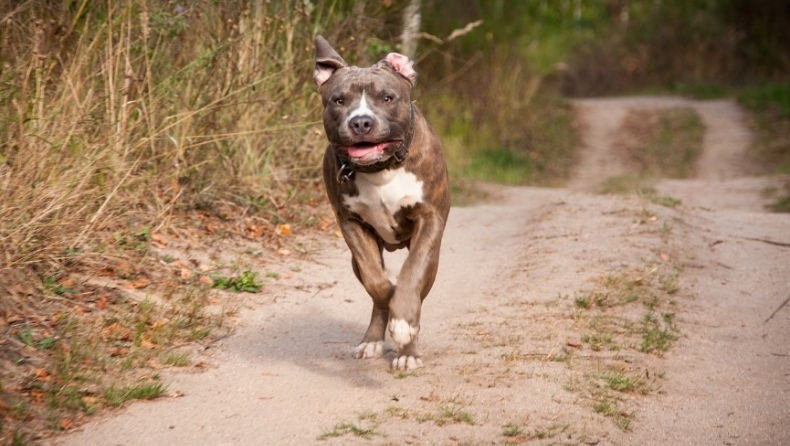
[342,168,423,244]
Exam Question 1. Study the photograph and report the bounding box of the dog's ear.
[314,36,347,88]
[379,52,417,86]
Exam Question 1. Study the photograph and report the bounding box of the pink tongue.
[347,145,379,158]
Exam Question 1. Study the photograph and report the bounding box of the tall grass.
[0,1,353,298]
[415,3,595,189]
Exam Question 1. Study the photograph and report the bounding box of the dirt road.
[53,98,790,446]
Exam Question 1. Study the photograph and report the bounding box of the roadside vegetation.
[1,0,789,443]
[738,84,790,211]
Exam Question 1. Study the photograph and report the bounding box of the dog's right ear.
[314,36,347,88]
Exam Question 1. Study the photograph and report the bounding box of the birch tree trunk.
[402,0,421,59]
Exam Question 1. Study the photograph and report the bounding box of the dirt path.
[52,98,790,446]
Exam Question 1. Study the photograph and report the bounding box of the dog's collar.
[335,104,416,183]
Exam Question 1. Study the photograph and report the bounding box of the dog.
[313,36,450,371]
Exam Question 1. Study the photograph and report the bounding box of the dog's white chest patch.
[343,168,423,244]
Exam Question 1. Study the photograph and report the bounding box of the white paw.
[388,319,418,349]
[391,355,423,371]
[353,341,384,359]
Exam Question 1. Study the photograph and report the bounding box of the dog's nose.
[349,115,374,135]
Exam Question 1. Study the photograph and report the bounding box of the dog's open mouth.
[344,141,400,164]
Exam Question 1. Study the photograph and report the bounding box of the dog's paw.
[391,355,423,371]
[353,341,384,359]
[388,318,418,349]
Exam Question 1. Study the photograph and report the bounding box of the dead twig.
[764,295,790,324]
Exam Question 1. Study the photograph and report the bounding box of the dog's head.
[313,36,417,167]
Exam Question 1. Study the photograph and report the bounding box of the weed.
[593,400,633,431]
[436,404,475,426]
[385,406,410,419]
[574,295,590,309]
[161,352,191,367]
[394,372,415,379]
[598,371,645,394]
[318,422,381,440]
[104,382,167,407]
[211,270,262,293]
[502,422,522,437]
[640,313,678,354]
[660,273,680,295]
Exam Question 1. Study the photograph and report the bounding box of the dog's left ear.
[314,36,347,88]
[380,52,417,86]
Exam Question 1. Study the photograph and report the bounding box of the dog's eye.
[334,97,344,106]
[383,95,393,103]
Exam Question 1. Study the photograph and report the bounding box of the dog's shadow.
[228,298,399,389]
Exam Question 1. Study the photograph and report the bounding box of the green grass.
[211,270,263,293]
[640,313,678,355]
[598,371,646,394]
[429,90,580,189]
[318,413,382,441]
[502,422,523,437]
[436,404,475,426]
[104,382,167,407]
[739,83,790,118]
[738,83,790,212]
[160,352,191,367]
[460,146,535,185]
[593,401,633,431]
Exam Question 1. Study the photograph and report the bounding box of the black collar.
[335,104,416,183]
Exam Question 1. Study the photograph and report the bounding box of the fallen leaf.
[180,268,192,280]
[60,418,74,430]
[33,368,51,381]
[131,278,150,289]
[275,223,292,236]
[150,232,168,246]
[276,249,290,256]
[476,330,487,336]
[660,252,670,262]
[566,338,582,348]
[140,339,156,350]
[50,313,63,327]
[110,347,130,357]
[280,273,293,279]
[96,296,108,310]
[199,275,213,285]
[81,396,98,407]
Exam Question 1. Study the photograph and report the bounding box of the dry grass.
[0,0,336,299]
[0,1,363,442]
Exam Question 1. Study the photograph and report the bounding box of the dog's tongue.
[346,142,388,160]
[347,145,380,159]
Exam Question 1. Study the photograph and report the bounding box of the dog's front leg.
[388,210,445,370]
[340,220,394,359]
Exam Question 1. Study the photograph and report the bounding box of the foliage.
[562,0,790,96]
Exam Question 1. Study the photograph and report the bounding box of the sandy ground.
[52,98,790,446]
